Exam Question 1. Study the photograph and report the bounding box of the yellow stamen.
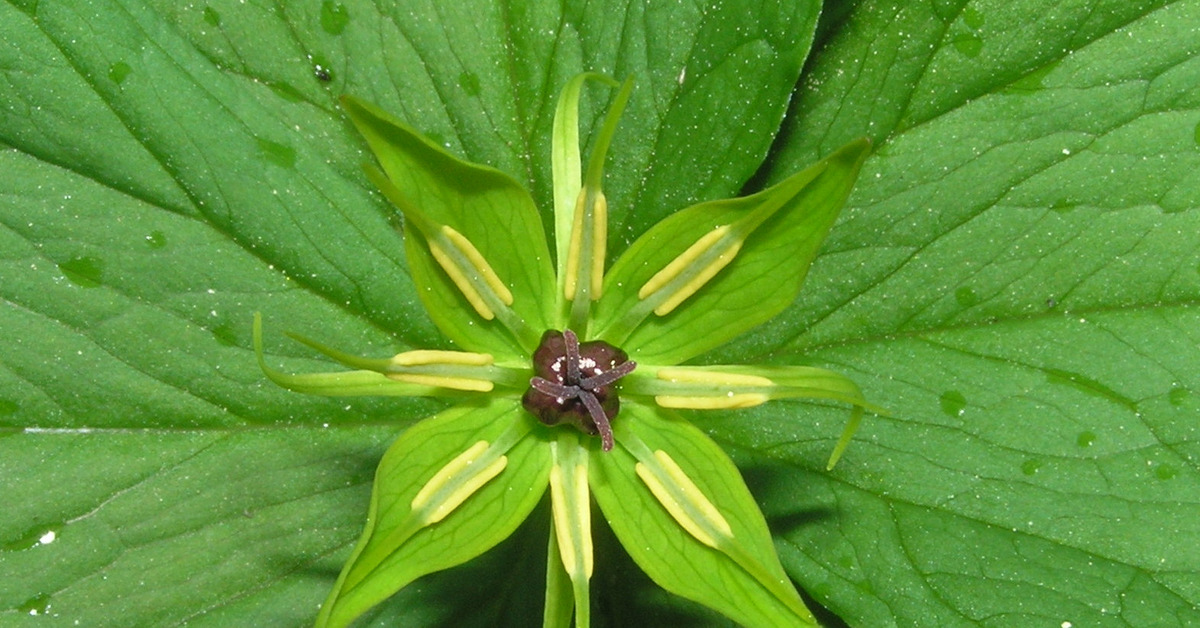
[428,225,513,320]
[635,450,733,549]
[549,462,593,578]
[441,226,513,305]
[429,238,493,320]
[549,465,575,574]
[411,440,508,525]
[391,350,493,367]
[564,191,586,300]
[591,192,607,298]
[638,225,741,316]
[656,367,772,387]
[655,394,767,409]
[385,373,493,392]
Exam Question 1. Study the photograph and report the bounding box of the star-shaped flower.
[256,74,878,628]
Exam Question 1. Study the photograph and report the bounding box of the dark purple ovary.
[521,329,636,451]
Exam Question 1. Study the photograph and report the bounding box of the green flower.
[255,74,878,628]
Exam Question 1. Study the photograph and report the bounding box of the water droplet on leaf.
[108,61,131,85]
[320,0,350,35]
[940,390,967,417]
[203,6,221,27]
[59,256,103,288]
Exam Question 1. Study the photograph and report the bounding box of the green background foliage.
[1,1,1197,626]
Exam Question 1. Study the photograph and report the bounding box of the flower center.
[521,329,636,451]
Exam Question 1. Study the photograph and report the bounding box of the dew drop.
[954,286,979,307]
[203,5,221,27]
[145,230,167,249]
[257,138,296,169]
[459,71,481,97]
[16,593,50,616]
[1021,459,1042,476]
[952,33,983,58]
[268,82,305,103]
[1168,385,1190,406]
[108,61,131,85]
[1050,199,1077,213]
[2,525,62,551]
[1155,464,1178,481]
[58,256,103,288]
[962,7,985,29]
[210,321,238,347]
[0,397,17,416]
[1076,431,1096,448]
[320,0,350,35]
[939,390,967,417]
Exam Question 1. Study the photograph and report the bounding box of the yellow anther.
[391,350,493,367]
[411,440,508,525]
[653,368,772,408]
[385,373,493,392]
[428,225,513,320]
[441,226,513,304]
[564,188,607,300]
[549,465,575,574]
[429,239,493,319]
[656,367,772,388]
[590,192,607,298]
[572,462,593,577]
[638,225,741,316]
[549,462,593,578]
[654,394,767,409]
[564,191,585,300]
[635,450,733,549]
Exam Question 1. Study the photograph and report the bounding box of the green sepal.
[594,138,870,364]
[316,398,551,627]
[551,74,633,330]
[590,403,817,628]
[254,313,443,397]
[547,432,593,628]
[551,73,617,287]
[341,96,555,357]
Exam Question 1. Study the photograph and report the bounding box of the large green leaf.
[702,1,1200,626]
[2,1,1198,627]
[0,0,818,625]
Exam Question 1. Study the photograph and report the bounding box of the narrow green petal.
[316,399,550,627]
[591,403,818,628]
[255,313,449,397]
[594,138,871,364]
[550,74,633,331]
[548,432,593,628]
[542,522,576,628]
[341,96,554,356]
